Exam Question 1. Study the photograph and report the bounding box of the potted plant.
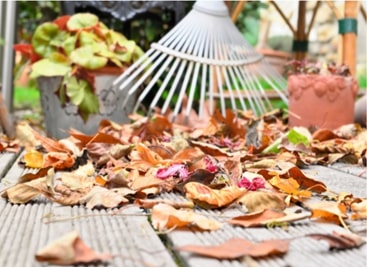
[285,60,359,130]
[14,13,144,138]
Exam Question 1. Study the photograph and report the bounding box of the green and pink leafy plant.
[14,13,144,121]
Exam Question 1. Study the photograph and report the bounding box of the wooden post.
[342,0,360,76]
[231,1,246,22]
[294,1,308,60]
[0,92,15,139]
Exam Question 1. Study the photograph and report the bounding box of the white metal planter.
[38,73,135,139]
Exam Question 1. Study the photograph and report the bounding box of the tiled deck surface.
[0,150,366,267]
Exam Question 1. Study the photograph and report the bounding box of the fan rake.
[113,0,288,123]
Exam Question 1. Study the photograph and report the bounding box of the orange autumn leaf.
[258,162,326,193]
[132,114,173,140]
[128,169,166,191]
[229,209,286,227]
[172,147,205,163]
[269,174,312,201]
[30,128,70,153]
[23,150,44,169]
[308,201,348,224]
[350,199,367,220]
[69,128,123,147]
[177,237,289,259]
[35,231,112,265]
[43,152,75,170]
[128,143,166,171]
[184,182,246,209]
[151,203,222,231]
[18,166,53,183]
[95,175,107,187]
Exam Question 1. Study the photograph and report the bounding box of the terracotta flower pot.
[288,74,359,130]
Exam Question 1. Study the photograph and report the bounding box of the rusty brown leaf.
[229,209,286,227]
[176,237,289,259]
[307,230,366,250]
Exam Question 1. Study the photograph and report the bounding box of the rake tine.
[112,0,289,123]
[148,57,181,115]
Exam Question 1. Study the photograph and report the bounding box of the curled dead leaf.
[79,186,130,209]
[307,230,366,250]
[35,230,112,265]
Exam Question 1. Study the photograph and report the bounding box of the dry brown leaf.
[236,191,286,213]
[172,147,205,164]
[151,203,222,231]
[307,230,366,250]
[176,237,289,259]
[44,152,75,170]
[2,168,55,203]
[190,140,233,157]
[229,209,286,227]
[35,230,112,265]
[134,198,194,209]
[59,162,95,193]
[30,127,71,153]
[258,162,327,193]
[128,169,165,191]
[79,186,130,209]
[128,143,166,171]
[49,184,86,206]
[15,121,41,149]
[184,182,246,209]
[2,182,43,204]
[18,166,53,183]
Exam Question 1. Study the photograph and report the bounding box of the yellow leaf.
[23,149,44,168]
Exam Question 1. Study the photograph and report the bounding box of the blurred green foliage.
[234,1,269,46]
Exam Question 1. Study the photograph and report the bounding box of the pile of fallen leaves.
[1,109,366,264]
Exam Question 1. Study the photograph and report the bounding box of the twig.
[43,211,148,224]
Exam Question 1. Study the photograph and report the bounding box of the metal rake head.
[113,0,288,123]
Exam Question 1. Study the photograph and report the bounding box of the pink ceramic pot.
[288,74,358,130]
